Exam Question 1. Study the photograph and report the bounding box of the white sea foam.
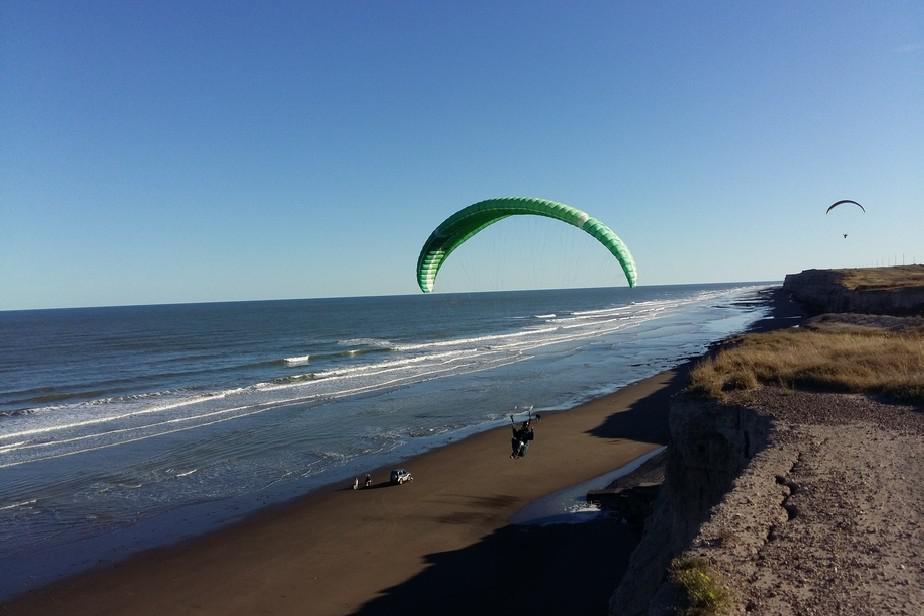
[566,502,602,513]
[283,355,310,366]
[280,350,468,383]
[0,285,770,469]
[0,440,28,453]
[0,352,536,469]
[0,294,695,445]
[0,499,37,511]
[569,305,633,316]
[0,387,251,441]
[336,338,394,348]
[394,327,558,351]
[1,352,482,449]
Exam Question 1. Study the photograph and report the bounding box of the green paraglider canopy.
[416,197,637,293]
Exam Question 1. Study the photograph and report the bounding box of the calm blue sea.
[0,283,772,597]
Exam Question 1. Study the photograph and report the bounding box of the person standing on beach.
[364,473,373,488]
[352,477,359,490]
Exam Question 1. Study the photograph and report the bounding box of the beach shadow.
[347,480,408,491]
[586,366,690,445]
[402,494,520,525]
[747,288,805,332]
[351,517,640,616]
[427,493,520,509]
[337,483,390,492]
[587,288,804,445]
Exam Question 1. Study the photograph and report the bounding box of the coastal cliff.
[610,295,924,615]
[610,389,924,616]
[608,396,773,615]
[783,265,924,315]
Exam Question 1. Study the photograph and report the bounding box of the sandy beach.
[3,365,689,616]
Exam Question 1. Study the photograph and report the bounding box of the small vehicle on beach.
[389,468,413,485]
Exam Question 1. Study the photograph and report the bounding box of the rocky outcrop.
[783,268,924,315]
[608,395,772,615]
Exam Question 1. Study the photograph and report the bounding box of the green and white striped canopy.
[416,197,637,293]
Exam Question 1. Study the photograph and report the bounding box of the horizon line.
[1,279,783,313]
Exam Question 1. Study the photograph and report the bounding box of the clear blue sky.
[2,1,922,309]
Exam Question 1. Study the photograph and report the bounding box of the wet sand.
[3,367,688,616]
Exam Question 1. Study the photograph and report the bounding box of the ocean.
[0,283,772,597]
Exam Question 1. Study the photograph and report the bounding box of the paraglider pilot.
[510,420,535,459]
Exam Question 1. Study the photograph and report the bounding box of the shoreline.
[4,287,792,615]
[4,365,688,615]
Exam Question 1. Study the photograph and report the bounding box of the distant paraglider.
[826,200,866,214]
[826,200,865,239]
[416,197,637,293]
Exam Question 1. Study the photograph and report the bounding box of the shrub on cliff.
[670,556,731,616]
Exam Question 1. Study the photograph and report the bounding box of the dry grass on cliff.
[838,264,924,290]
[690,323,924,403]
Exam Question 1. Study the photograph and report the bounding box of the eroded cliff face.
[783,269,924,315]
[608,396,772,616]
[611,386,924,616]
